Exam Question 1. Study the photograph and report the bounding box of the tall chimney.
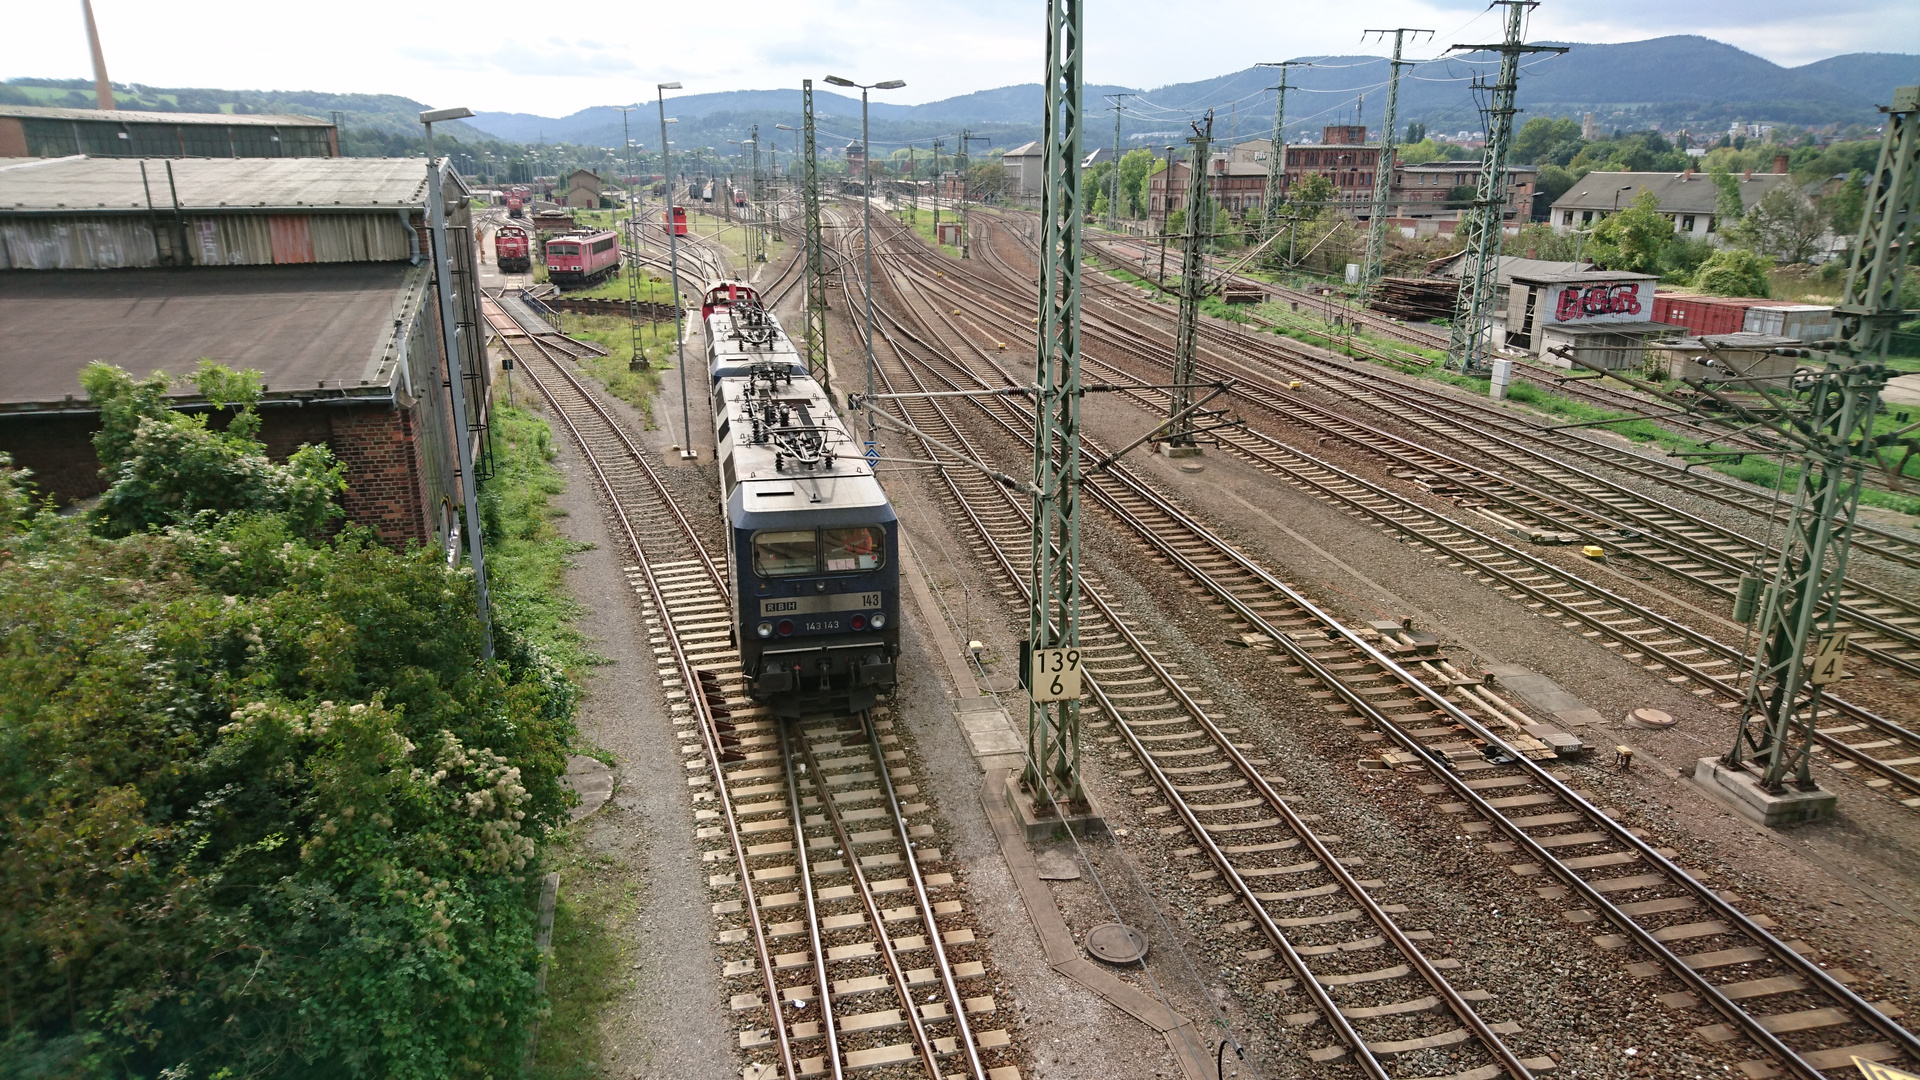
[1773,153,1790,174]
[82,0,114,110]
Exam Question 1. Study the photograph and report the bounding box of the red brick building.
[0,156,489,550]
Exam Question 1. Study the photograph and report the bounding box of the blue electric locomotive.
[704,280,900,715]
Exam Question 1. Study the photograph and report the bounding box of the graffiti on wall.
[1554,282,1642,322]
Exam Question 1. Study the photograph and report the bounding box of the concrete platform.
[955,697,1025,773]
[1694,757,1838,828]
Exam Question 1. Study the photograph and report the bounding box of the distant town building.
[1001,141,1045,197]
[1548,165,1801,241]
[562,168,604,209]
[0,105,338,158]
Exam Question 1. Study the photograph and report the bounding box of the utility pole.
[1255,61,1308,256]
[1105,93,1132,232]
[931,137,944,239]
[745,125,766,263]
[1156,144,1175,283]
[1165,113,1213,456]
[1707,85,1920,823]
[906,142,918,225]
[801,80,831,396]
[1444,2,1565,371]
[657,81,695,460]
[617,107,649,371]
[1360,29,1431,299]
[1028,0,1088,810]
[958,129,989,258]
[82,0,114,110]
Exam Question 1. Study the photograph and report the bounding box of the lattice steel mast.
[745,124,766,263]
[1721,85,1920,804]
[1359,29,1430,299]
[1026,0,1087,806]
[1105,93,1131,232]
[1444,2,1564,371]
[1255,61,1307,258]
[618,106,649,371]
[801,80,831,395]
[1164,113,1213,452]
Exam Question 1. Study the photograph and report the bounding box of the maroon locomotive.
[544,229,620,288]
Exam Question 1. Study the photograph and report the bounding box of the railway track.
[952,217,1920,808]
[857,214,1920,1078]
[489,301,1016,1080]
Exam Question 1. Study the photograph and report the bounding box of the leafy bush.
[1,369,578,1078]
[1693,248,1775,298]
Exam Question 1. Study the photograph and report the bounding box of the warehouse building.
[0,155,487,550]
[1547,163,1802,241]
[0,105,338,158]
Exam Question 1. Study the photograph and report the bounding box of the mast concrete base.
[1694,757,1837,828]
[1006,776,1107,843]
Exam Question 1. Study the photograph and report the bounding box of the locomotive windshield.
[753,526,886,577]
[549,242,577,255]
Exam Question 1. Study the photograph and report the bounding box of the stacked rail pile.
[1369,277,1457,321]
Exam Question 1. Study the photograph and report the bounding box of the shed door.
[268,215,315,264]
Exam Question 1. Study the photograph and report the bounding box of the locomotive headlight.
[756,621,773,639]
[869,613,886,630]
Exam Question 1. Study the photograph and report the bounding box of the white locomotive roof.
[717,368,887,519]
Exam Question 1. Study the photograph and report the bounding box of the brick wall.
[0,403,433,548]
[328,405,431,546]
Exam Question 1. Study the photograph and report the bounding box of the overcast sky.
[6,0,1914,117]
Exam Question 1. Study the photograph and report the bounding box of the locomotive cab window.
[823,526,885,572]
[754,530,818,577]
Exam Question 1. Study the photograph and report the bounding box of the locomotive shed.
[0,154,491,548]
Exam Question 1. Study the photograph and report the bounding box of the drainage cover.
[1086,922,1149,964]
[1628,708,1677,730]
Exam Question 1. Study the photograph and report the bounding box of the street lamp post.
[824,75,905,448]
[657,82,695,460]
[420,105,493,660]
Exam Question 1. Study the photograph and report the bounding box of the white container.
[1490,358,1513,400]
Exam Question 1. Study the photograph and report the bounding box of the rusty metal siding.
[268,215,316,264]
[0,217,159,269]
[309,214,412,262]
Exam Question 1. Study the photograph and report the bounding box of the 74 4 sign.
[1808,632,1849,686]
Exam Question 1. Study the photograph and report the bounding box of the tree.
[1825,169,1868,245]
[1693,248,1774,297]
[1737,184,1827,263]
[966,160,1007,200]
[1404,121,1426,144]
[1444,184,1478,209]
[1584,189,1671,274]
[1117,148,1156,219]
[1710,164,1745,229]
[1512,117,1582,165]
[1534,163,1585,206]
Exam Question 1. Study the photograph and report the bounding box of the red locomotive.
[545,229,620,287]
[506,193,524,218]
[665,206,688,236]
[496,224,531,273]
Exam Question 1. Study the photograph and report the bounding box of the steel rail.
[791,725,945,1080]
[778,723,846,1080]
[883,220,1920,1072]
[506,338,799,1080]
[858,230,1533,1080]
[857,712,989,1080]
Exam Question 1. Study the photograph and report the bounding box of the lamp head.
[875,80,906,90]
[824,76,857,88]
[419,106,474,124]
[658,81,683,91]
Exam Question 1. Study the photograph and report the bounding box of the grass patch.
[524,837,637,1080]
[485,403,597,673]
[892,208,962,258]
[562,268,677,304]
[553,313,670,423]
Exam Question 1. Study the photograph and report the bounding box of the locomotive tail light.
[776,619,795,636]
[757,621,774,638]
[870,613,886,630]
[851,615,867,631]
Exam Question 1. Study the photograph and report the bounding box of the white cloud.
[2,0,1912,116]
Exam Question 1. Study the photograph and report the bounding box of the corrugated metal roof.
[0,263,419,408]
[0,105,332,127]
[0,155,438,212]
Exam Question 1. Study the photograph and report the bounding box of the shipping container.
[1742,304,1835,343]
[1651,293,1759,336]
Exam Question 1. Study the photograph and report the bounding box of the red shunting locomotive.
[495,224,532,273]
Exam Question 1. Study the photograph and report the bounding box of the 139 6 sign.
[1029,647,1083,702]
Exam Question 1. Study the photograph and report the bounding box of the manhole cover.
[1086,922,1149,964]
[1628,708,1676,730]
